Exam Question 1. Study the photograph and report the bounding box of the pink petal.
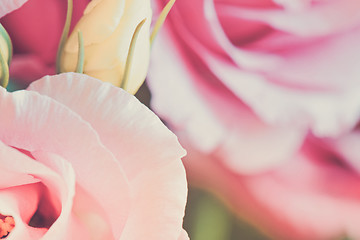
[28,73,186,180]
[28,72,188,239]
[0,141,64,204]
[173,21,360,138]
[0,142,67,239]
[222,0,360,37]
[0,84,130,238]
[120,160,187,240]
[246,151,360,239]
[30,151,78,240]
[0,0,28,18]
[177,229,189,240]
[149,32,304,173]
[152,0,360,140]
[326,132,360,173]
[183,142,360,239]
[71,185,115,240]
[0,184,46,239]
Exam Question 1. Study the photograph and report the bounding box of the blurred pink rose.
[149,0,360,172]
[0,72,188,239]
[183,134,360,240]
[0,0,89,84]
[148,0,360,238]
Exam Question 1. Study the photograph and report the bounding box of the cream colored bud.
[61,0,152,94]
[0,24,11,88]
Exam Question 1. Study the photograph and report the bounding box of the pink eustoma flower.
[0,0,89,84]
[0,72,188,240]
[148,0,360,239]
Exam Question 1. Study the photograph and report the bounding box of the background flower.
[148,0,360,239]
[61,0,152,94]
[0,0,89,84]
[0,72,188,239]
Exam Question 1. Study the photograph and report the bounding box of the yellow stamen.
[0,214,15,239]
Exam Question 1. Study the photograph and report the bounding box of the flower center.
[0,214,14,239]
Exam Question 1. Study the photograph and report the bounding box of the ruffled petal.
[120,160,187,240]
[28,72,188,239]
[0,83,130,238]
[28,72,186,180]
[177,229,189,240]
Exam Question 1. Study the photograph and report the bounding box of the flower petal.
[120,160,187,240]
[224,0,360,37]
[0,0,28,18]
[28,72,186,180]
[149,32,304,173]
[177,229,189,240]
[0,84,130,238]
[183,142,360,239]
[0,184,45,239]
[0,141,67,239]
[28,72,188,239]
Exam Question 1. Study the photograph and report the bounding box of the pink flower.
[0,72,188,239]
[149,0,360,172]
[147,0,360,238]
[0,0,89,83]
[150,0,360,139]
[183,134,360,239]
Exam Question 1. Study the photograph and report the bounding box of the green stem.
[76,31,84,74]
[120,19,146,91]
[191,192,232,240]
[56,0,73,73]
[150,0,176,46]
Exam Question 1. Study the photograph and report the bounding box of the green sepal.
[56,0,73,73]
[120,19,146,91]
[76,30,84,74]
[150,0,176,46]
